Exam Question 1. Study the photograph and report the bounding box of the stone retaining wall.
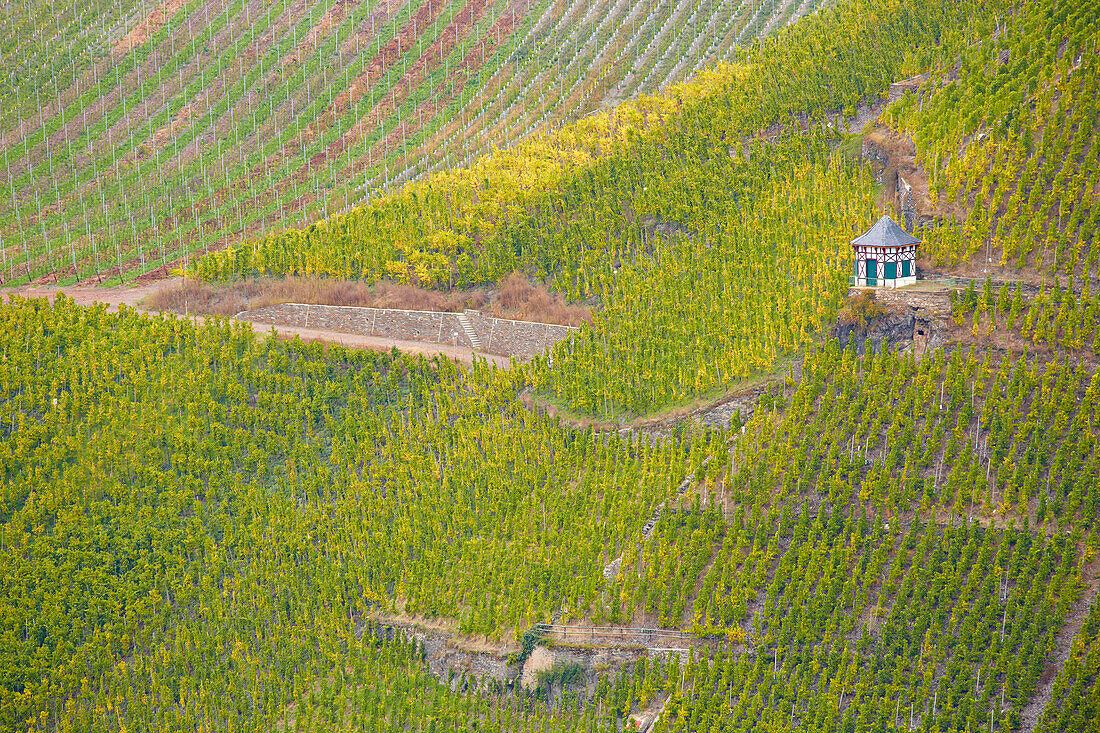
[462,309,577,359]
[236,303,577,359]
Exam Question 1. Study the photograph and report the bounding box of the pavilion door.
[865,258,877,286]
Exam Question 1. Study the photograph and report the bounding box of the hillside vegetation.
[0,296,701,728]
[881,0,1100,279]
[199,0,1008,418]
[2,0,1099,731]
[3,282,1097,732]
[198,0,998,288]
[1,0,821,287]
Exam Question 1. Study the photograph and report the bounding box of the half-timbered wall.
[853,244,918,285]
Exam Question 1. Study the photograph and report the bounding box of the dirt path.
[257,322,509,366]
[1,281,509,367]
[1019,556,1100,731]
[2,278,188,310]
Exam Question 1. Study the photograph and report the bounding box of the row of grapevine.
[648,515,1083,732]
[0,0,815,286]
[617,343,1097,731]
[1036,601,1100,732]
[951,276,1100,355]
[198,0,1006,417]
[2,294,1096,730]
[522,133,875,418]
[883,0,1100,279]
[0,294,713,730]
[609,340,1099,625]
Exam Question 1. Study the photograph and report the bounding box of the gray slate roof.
[850,215,921,248]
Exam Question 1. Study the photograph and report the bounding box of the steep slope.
[3,0,1100,731]
[0,0,818,286]
[3,286,1096,733]
[199,0,1008,418]
[877,0,1100,279]
[632,344,1098,732]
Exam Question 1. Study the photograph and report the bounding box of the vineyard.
[0,295,712,729]
[195,0,1010,417]
[3,284,1098,731]
[3,0,1100,730]
[1,0,825,287]
[881,0,1100,279]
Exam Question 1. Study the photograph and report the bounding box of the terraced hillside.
[199,0,1014,418]
[2,280,1097,733]
[0,0,821,286]
[3,0,1100,731]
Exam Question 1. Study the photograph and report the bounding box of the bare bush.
[837,290,887,327]
[142,281,250,316]
[492,272,591,327]
[143,274,590,326]
[251,277,376,310]
[499,272,537,309]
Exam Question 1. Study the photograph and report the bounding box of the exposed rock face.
[832,306,942,355]
[888,73,931,103]
[861,139,893,184]
[862,135,926,231]
[898,174,917,232]
[698,387,767,429]
[640,216,695,244]
[520,644,650,698]
[372,622,514,685]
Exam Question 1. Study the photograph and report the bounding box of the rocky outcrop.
[698,387,767,429]
[888,74,931,103]
[832,306,942,355]
[371,622,514,686]
[898,174,917,232]
[519,643,654,701]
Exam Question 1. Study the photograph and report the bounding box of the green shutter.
[884,262,897,279]
[901,260,911,278]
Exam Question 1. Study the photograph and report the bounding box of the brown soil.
[15,0,272,232]
[282,0,362,66]
[151,98,201,150]
[416,0,531,143]
[328,0,532,178]
[260,322,507,365]
[327,0,499,165]
[542,621,719,653]
[111,0,187,58]
[13,0,538,256]
[238,0,422,189]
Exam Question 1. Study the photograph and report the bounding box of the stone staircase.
[456,312,483,350]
